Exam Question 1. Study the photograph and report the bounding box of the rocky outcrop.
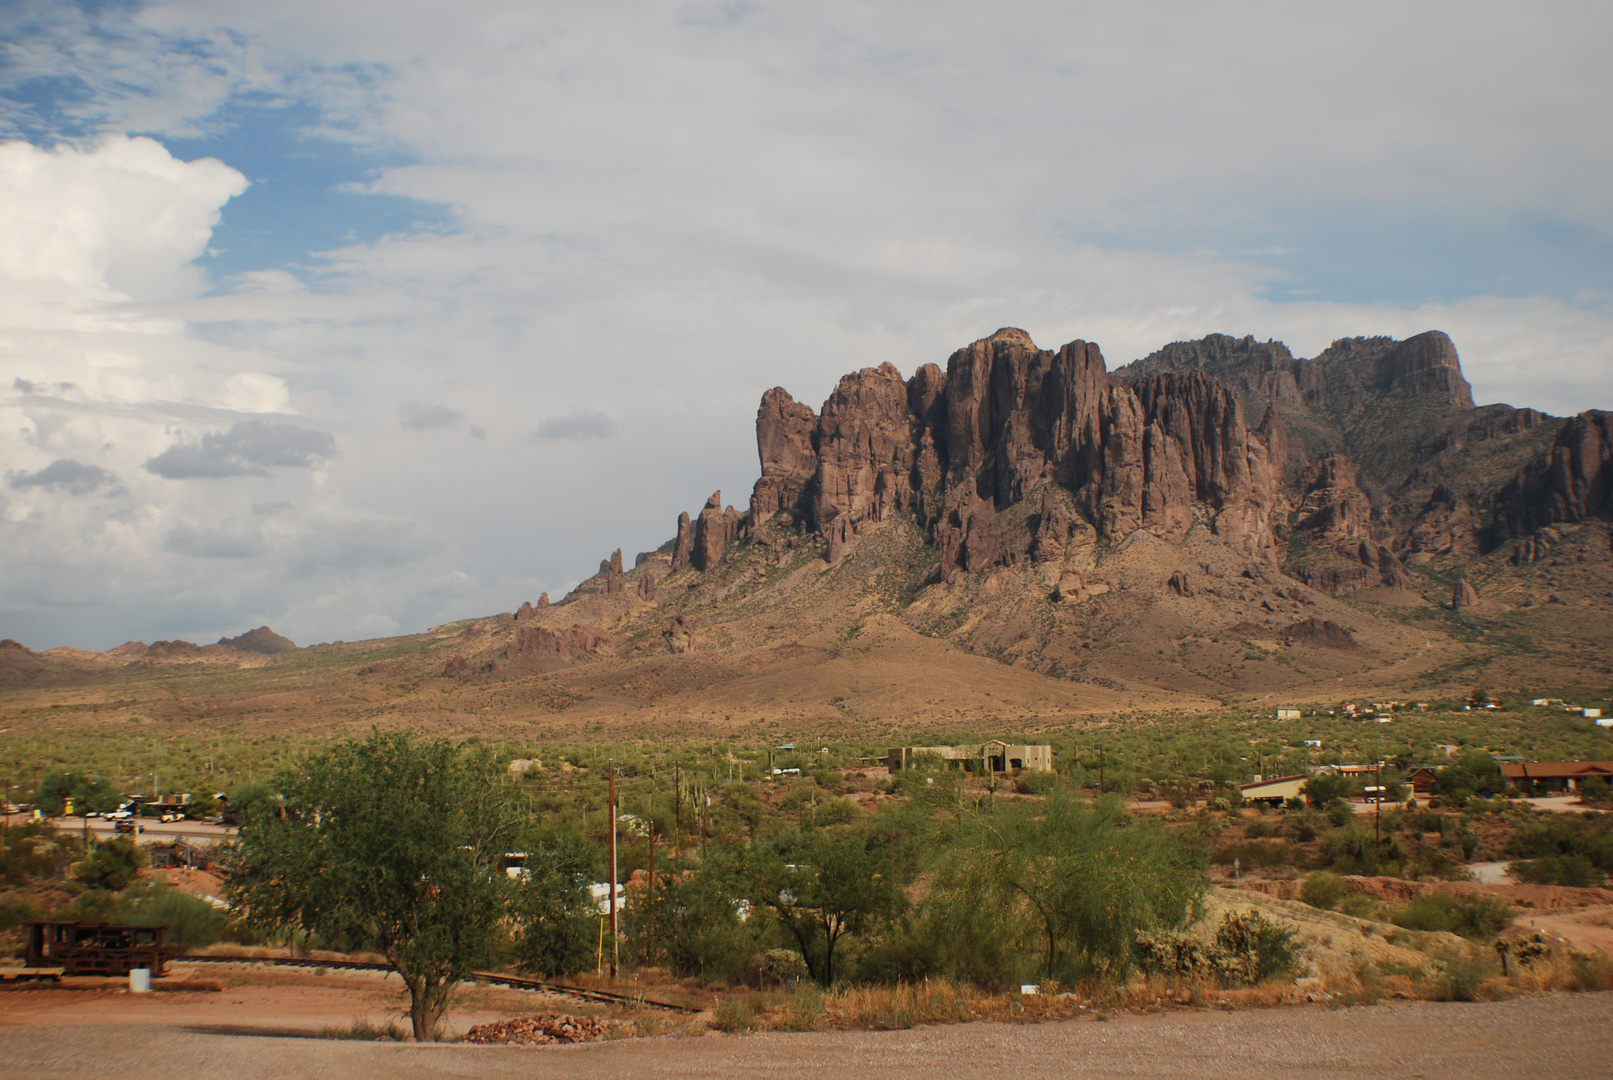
[811,363,913,540]
[515,601,537,622]
[1295,454,1381,544]
[1168,570,1193,597]
[1283,618,1355,648]
[500,624,606,668]
[1490,411,1613,543]
[750,388,818,526]
[1375,331,1473,406]
[573,548,627,595]
[671,511,693,572]
[603,549,625,593]
[663,615,695,653]
[1452,579,1480,610]
[746,328,1283,578]
[1401,486,1481,560]
[692,492,728,571]
[217,626,297,654]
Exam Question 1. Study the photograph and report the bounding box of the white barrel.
[129,968,152,993]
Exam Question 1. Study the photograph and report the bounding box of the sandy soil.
[0,963,578,1040]
[1,993,1610,1080]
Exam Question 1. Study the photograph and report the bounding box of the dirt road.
[3,993,1611,1080]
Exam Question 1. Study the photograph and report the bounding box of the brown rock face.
[514,601,537,622]
[662,615,695,653]
[1452,578,1480,609]
[810,362,913,541]
[1491,410,1613,542]
[1296,454,1381,544]
[501,624,606,668]
[602,549,625,593]
[1168,570,1193,597]
[751,388,819,526]
[1283,618,1356,648]
[671,511,693,572]
[1403,486,1481,559]
[692,492,727,571]
[537,592,550,609]
[737,327,1285,577]
[1376,331,1474,406]
[216,626,297,654]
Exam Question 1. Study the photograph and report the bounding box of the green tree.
[508,832,598,977]
[1303,773,1355,807]
[36,770,120,816]
[74,836,145,891]
[629,850,758,981]
[752,826,909,985]
[225,731,523,1040]
[951,795,1205,982]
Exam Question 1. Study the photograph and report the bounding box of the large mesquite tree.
[952,795,1206,982]
[226,731,523,1040]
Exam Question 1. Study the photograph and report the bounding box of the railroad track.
[175,954,700,1013]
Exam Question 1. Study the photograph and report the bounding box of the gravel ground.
[3,993,1612,1080]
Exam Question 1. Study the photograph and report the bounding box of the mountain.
[3,328,1608,734]
[478,326,1609,711]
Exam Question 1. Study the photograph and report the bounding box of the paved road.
[33,817,237,843]
[2,993,1610,1080]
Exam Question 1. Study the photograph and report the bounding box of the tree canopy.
[225,730,524,1040]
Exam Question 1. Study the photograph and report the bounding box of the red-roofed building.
[1498,761,1613,793]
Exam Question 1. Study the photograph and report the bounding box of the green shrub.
[119,883,232,952]
[1136,911,1302,986]
[1339,892,1377,919]
[1578,777,1612,803]
[711,994,763,1033]
[1299,872,1349,910]
[1213,910,1302,984]
[1509,854,1605,888]
[0,896,41,932]
[778,983,825,1032]
[74,837,145,892]
[1014,771,1059,796]
[1391,893,1513,941]
[1428,950,1494,1001]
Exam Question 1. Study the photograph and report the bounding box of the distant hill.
[219,627,298,654]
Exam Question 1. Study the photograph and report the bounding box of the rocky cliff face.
[606,326,1602,617]
[1490,410,1613,542]
[722,328,1284,578]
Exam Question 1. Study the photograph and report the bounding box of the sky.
[1,1,1610,650]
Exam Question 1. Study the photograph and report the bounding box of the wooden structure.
[24,921,173,977]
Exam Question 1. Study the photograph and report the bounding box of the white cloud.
[2,1,1611,650]
[218,372,291,413]
[0,136,247,306]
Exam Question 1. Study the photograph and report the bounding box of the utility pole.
[673,763,682,857]
[1374,762,1382,846]
[647,826,657,963]
[608,760,619,981]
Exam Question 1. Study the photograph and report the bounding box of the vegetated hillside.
[2,328,1609,739]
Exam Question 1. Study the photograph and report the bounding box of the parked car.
[113,819,140,834]
[160,812,183,823]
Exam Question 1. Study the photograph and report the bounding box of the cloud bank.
[0,1,1609,649]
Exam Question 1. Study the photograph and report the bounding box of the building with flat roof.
[886,741,1053,774]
